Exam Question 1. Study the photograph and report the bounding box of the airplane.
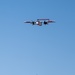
[24,19,55,26]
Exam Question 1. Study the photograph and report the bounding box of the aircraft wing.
[24,21,32,23]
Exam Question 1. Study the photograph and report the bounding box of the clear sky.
[0,0,75,75]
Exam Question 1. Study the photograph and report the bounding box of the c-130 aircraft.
[24,18,55,26]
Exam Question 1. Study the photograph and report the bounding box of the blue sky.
[0,0,75,75]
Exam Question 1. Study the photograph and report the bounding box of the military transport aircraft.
[24,19,55,26]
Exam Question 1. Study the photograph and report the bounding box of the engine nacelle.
[44,21,48,24]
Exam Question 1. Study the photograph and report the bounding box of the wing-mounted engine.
[32,21,36,25]
[44,21,48,24]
